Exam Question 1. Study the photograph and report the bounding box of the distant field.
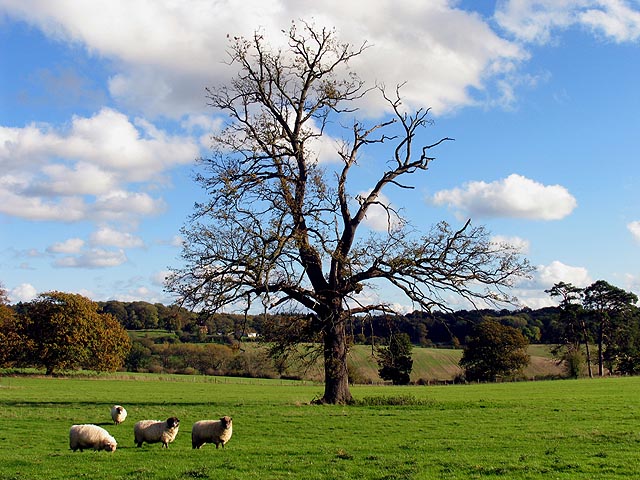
[2,373,638,479]
[307,344,563,383]
[128,334,564,382]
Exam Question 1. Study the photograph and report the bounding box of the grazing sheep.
[69,424,117,452]
[111,405,127,425]
[134,417,180,448]
[191,416,233,449]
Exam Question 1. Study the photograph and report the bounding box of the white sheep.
[133,417,180,448]
[69,424,117,452]
[191,416,233,449]
[111,405,127,425]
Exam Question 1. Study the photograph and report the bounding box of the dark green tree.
[100,300,129,326]
[167,22,532,404]
[604,306,640,375]
[128,301,159,329]
[376,333,414,385]
[546,281,593,378]
[460,319,529,382]
[583,280,638,376]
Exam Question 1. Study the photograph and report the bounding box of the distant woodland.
[4,296,634,348]
[3,280,640,382]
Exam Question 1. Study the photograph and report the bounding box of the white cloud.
[624,273,640,298]
[109,285,172,304]
[0,191,87,222]
[517,293,557,310]
[496,0,640,44]
[151,270,172,286]
[47,238,85,254]
[495,0,582,44]
[512,260,592,309]
[0,0,527,117]
[90,227,144,248]
[181,114,224,148]
[36,162,116,196]
[536,260,592,288]
[0,108,196,223]
[0,110,197,177]
[94,190,166,222]
[628,221,640,242]
[66,109,197,178]
[491,235,530,254]
[9,283,38,302]
[358,192,403,232]
[580,1,640,42]
[432,174,577,220]
[54,248,127,268]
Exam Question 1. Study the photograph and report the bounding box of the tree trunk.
[320,317,353,405]
[579,318,593,378]
[584,340,593,378]
[597,319,604,376]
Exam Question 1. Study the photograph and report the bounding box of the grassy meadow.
[1,373,640,479]
[347,344,563,383]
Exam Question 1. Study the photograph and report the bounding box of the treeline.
[3,279,639,380]
[8,297,559,347]
[91,299,557,347]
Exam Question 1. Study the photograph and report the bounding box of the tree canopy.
[583,280,638,376]
[546,281,593,377]
[459,319,530,382]
[0,283,21,367]
[167,22,532,403]
[376,333,414,385]
[6,292,131,375]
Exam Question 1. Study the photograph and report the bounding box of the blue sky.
[1,0,639,311]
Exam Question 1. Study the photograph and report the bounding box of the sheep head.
[166,417,180,429]
[220,416,232,428]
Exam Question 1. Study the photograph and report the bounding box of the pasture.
[1,374,639,479]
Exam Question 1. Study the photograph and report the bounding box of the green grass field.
[1,373,639,479]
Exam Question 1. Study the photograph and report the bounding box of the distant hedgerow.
[354,394,436,406]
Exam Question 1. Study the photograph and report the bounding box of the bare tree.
[167,22,532,404]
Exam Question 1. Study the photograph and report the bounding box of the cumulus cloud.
[432,173,577,220]
[512,259,592,308]
[90,227,144,248]
[94,190,167,222]
[0,109,188,223]
[490,235,530,254]
[0,192,87,222]
[151,270,172,286]
[358,192,404,232]
[628,221,640,242]
[625,273,640,297]
[47,238,85,254]
[0,0,527,117]
[54,248,127,269]
[580,1,640,41]
[536,260,592,288]
[495,0,640,44]
[9,283,38,302]
[181,114,224,148]
[0,109,197,177]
